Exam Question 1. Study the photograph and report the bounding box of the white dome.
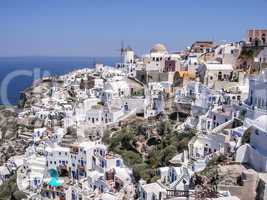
[254,115,267,132]
[150,43,168,54]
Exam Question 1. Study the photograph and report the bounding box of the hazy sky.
[1,0,267,57]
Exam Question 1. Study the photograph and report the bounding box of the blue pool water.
[48,177,62,187]
[0,56,119,105]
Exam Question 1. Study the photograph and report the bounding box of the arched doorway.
[255,38,259,47]
[218,71,222,81]
[262,33,266,45]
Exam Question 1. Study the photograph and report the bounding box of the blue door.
[72,171,76,179]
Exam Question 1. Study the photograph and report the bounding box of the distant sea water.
[0,57,119,105]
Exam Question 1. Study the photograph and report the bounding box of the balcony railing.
[166,190,190,198]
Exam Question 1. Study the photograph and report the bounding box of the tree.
[241,130,251,145]
[159,145,177,166]
[102,131,111,144]
[158,120,172,135]
[122,151,142,166]
[132,163,155,182]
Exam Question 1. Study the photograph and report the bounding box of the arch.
[173,71,183,87]
[262,33,266,44]
[218,71,222,81]
[255,38,259,47]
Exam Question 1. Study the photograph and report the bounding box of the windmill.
[118,40,125,67]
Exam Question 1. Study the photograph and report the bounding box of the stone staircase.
[19,131,33,141]
[27,155,47,182]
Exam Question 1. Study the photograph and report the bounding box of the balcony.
[166,190,190,199]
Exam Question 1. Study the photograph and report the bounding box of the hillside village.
[0,29,267,200]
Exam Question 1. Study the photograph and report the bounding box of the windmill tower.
[120,40,124,67]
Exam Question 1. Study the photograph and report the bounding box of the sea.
[0,57,119,106]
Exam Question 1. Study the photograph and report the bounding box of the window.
[101,160,106,168]
[218,71,222,81]
[262,33,266,44]
[142,191,146,199]
[258,98,261,107]
[255,129,259,136]
[116,160,121,167]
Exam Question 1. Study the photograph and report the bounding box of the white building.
[254,47,267,64]
[204,62,234,88]
[204,105,238,131]
[188,133,225,159]
[86,104,125,126]
[122,47,134,64]
[140,182,167,200]
[104,79,130,98]
[143,43,169,72]
[215,43,241,64]
[236,115,267,172]
[245,69,267,111]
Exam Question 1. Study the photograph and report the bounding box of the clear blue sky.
[1,0,267,57]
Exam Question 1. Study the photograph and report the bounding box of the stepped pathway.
[28,155,47,181]
[17,155,46,196]
[18,131,33,141]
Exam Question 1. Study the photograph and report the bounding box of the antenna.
[121,40,124,65]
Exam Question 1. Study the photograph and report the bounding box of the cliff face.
[0,106,17,141]
[0,106,28,165]
[0,79,62,165]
